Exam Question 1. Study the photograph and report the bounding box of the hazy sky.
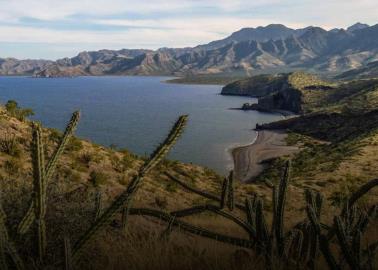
[0,0,377,59]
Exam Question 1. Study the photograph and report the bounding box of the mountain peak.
[347,22,370,32]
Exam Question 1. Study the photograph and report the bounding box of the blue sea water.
[0,76,282,175]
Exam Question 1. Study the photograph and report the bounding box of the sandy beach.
[232,130,299,182]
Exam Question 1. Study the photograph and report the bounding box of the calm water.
[0,76,282,174]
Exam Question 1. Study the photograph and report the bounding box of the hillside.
[336,60,378,80]
[223,72,378,114]
[223,72,337,113]
[255,109,378,202]
[1,23,378,77]
[1,100,377,269]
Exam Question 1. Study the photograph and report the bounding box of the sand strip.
[232,129,299,182]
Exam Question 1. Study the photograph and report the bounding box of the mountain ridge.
[1,23,377,77]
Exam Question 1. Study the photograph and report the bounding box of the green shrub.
[78,152,93,167]
[110,153,134,173]
[5,100,34,121]
[4,157,22,175]
[165,182,177,193]
[48,128,62,143]
[0,133,22,157]
[89,171,108,187]
[65,137,83,152]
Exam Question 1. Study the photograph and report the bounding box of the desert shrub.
[59,167,82,183]
[89,170,108,187]
[48,128,62,143]
[165,182,178,193]
[0,132,22,157]
[4,157,22,175]
[111,152,134,173]
[329,174,366,206]
[5,100,34,121]
[117,175,129,186]
[65,136,83,152]
[154,196,168,209]
[78,152,93,167]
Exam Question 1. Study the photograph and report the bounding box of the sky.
[0,0,377,60]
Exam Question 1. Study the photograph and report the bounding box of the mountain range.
[1,23,377,77]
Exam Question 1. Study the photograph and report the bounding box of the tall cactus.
[0,201,24,270]
[94,191,103,223]
[64,237,73,270]
[219,177,229,209]
[0,202,8,270]
[72,115,188,262]
[31,123,47,263]
[274,160,290,255]
[226,171,234,211]
[17,111,80,236]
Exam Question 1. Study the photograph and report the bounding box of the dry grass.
[0,106,377,269]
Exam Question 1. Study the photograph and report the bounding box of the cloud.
[92,17,304,35]
[0,0,377,59]
[0,0,284,21]
[0,25,221,48]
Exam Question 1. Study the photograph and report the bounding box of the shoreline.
[231,112,298,182]
[232,130,299,182]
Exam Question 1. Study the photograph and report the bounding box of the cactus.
[0,202,24,270]
[121,205,130,231]
[0,203,8,270]
[343,178,378,215]
[165,172,246,211]
[245,196,257,240]
[31,123,47,263]
[17,111,80,236]
[220,177,228,209]
[0,109,377,269]
[170,204,255,238]
[274,160,290,255]
[160,216,175,240]
[64,237,73,270]
[94,191,102,223]
[334,216,360,269]
[129,208,254,248]
[226,171,234,211]
[72,115,188,262]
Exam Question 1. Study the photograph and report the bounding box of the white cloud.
[93,17,304,35]
[0,0,285,21]
[0,25,221,48]
[0,0,377,59]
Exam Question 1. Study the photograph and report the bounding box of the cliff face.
[250,86,303,113]
[229,71,378,114]
[224,72,334,113]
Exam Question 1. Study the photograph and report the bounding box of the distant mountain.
[196,24,303,51]
[347,22,370,32]
[0,58,52,75]
[1,22,377,77]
